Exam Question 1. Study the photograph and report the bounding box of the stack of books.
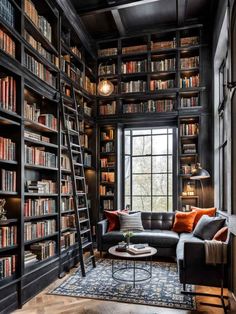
[24,251,37,265]
[126,244,152,255]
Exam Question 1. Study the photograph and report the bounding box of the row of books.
[24,198,56,217]
[84,153,92,167]
[99,185,114,196]
[122,44,147,54]
[0,76,16,112]
[101,172,115,183]
[182,143,197,154]
[61,56,83,86]
[24,130,51,144]
[71,46,82,60]
[61,197,74,212]
[151,39,176,50]
[80,134,88,148]
[24,30,59,68]
[24,101,58,130]
[83,76,96,95]
[180,36,199,47]
[101,129,114,141]
[61,214,75,230]
[84,103,93,117]
[25,145,57,168]
[100,158,115,168]
[61,176,72,194]
[0,255,16,279]
[98,48,118,57]
[0,136,16,161]
[0,28,15,58]
[0,0,14,27]
[61,154,70,171]
[102,200,114,210]
[24,219,56,241]
[151,58,176,72]
[180,56,199,69]
[121,80,146,93]
[181,164,196,175]
[25,180,57,194]
[150,79,175,91]
[99,101,116,115]
[25,0,52,43]
[0,226,17,248]
[121,60,147,74]
[98,64,116,76]
[180,123,199,136]
[180,96,199,107]
[101,142,114,153]
[180,75,199,88]
[0,169,16,192]
[61,231,76,250]
[29,240,56,261]
[123,99,174,113]
[24,53,56,88]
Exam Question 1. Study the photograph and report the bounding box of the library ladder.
[60,86,96,276]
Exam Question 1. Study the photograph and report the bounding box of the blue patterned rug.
[50,259,195,310]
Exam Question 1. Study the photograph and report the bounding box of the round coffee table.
[108,245,157,288]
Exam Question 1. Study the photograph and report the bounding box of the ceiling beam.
[111,9,126,36]
[177,0,187,26]
[79,0,161,16]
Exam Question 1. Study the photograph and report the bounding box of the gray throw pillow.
[193,215,226,240]
[119,212,144,232]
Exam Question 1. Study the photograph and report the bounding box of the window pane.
[133,136,151,155]
[168,196,173,211]
[133,157,151,173]
[168,156,172,172]
[152,128,167,134]
[152,156,167,173]
[133,174,151,195]
[152,135,167,154]
[125,197,131,210]
[125,156,131,195]
[125,132,131,155]
[168,135,173,154]
[133,130,151,135]
[168,128,173,134]
[168,174,172,195]
[152,197,167,212]
[152,174,167,195]
[132,197,151,211]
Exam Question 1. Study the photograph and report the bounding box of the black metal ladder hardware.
[60,86,96,277]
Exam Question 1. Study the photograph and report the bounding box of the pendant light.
[97,61,114,96]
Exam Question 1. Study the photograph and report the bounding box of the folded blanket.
[204,240,227,265]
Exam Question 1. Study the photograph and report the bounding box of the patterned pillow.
[119,212,144,232]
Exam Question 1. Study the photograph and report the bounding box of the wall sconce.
[97,79,114,96]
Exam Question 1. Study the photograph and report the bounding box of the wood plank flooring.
[13,254,228,314]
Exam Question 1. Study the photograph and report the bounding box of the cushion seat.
[176,232,203,261]
[102,229,179,248]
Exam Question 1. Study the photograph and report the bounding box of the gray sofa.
[97,211,228,288]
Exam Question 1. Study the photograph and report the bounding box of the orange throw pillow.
[105,210,128,232]
[213,226,228,242]
[172,211,197,233]
[191,207,216,227]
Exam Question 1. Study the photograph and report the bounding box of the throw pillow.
[213,226,228,242]
[193,215,226,240]
[119,211,144,232]
[191,206,216,227]
[105,210,128,232]
[172,211,197,233]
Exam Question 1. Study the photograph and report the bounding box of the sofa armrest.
[183,241,205,268]
[97,219,108,251]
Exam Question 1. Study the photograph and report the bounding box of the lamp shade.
[190,163,210,180]
[97,79,114,96]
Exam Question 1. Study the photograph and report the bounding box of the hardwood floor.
[13,255,228,314]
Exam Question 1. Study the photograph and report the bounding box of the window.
[124,127,174,212]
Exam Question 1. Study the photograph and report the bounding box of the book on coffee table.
[126,245,152,255]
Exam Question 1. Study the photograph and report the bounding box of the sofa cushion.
[119,212,144,231]
[191,206,216,227]
[193,215,226,240]
[172,211,197,233]
[213,226,228,242]
[104,210,128,232]
[176,232,204,261]
[102,229,179,248]
[141,212,175,230]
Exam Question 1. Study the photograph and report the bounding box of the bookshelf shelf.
[0,245,18,253]
[24,164,58,171]
[0,160,18,165]
[24,233,58,245]
[24,214,58,221]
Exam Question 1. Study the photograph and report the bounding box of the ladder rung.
[69,129,79,135]
[75,176,84,180]
[71,150,80,154]
[77,191,86,195]
[64,104,77,113]
[74,162,83,166]
[71,143,81,148]
[82,241,92,249]
[78,207,87,211]
[83,255,95,264]
[80,228,90,235]
[80,219,89,223]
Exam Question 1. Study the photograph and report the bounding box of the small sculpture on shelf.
[0,199,7,221]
